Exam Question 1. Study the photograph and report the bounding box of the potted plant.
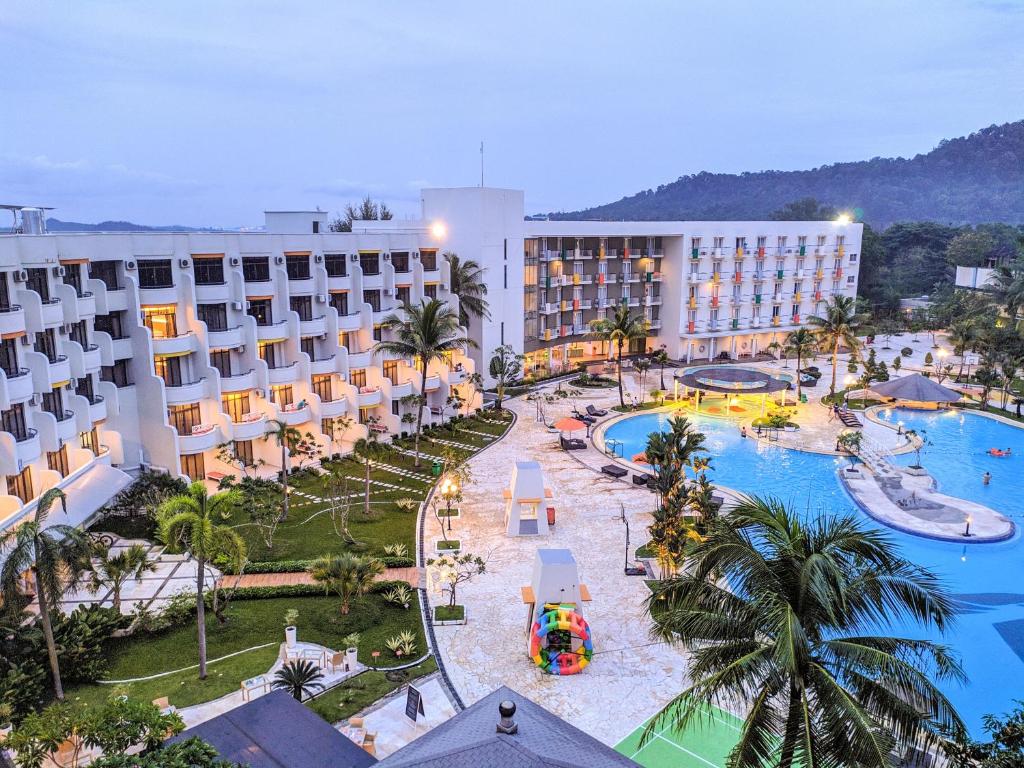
[342,632,360,671]
[426,553,485,626]
[284,608,299,647]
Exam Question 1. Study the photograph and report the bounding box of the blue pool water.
[604,408,1024,733]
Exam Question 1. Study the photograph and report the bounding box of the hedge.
[223,580,413,602]
[220,556,415,575]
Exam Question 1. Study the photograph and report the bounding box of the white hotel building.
[0,186,861,534]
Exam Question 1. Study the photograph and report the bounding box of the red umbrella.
[631,452,650,463]
[553,417,587,433]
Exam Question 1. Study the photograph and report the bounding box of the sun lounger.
[632,473,652,486]
[560,435,587,451]
[572,410,596,425]
[586,404,609,417]
[601,464,628,479]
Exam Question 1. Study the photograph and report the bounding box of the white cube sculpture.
[504,460,550,536]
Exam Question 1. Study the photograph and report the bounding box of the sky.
[1,1,1022,227]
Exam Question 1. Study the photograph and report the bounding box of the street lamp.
[440,476,459,532]
[963,515,972,538]
[843,374,855,407]
[897,420,904,436]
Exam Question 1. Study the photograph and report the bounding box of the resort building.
[0,204,481,534]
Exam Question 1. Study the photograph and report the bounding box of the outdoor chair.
[586,404,608,417]
[571,408,596,424]
[363,732,377,757]
[632,473,652,486]
[560,435,587,451]
[329,651,346,672]
[601,464,628,479]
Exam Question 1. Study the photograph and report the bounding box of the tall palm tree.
[443,252,490,329]
[989,259,1024,327]
[784,328,817,399]
[947,319,977,381]
[646,496,965,768]
[352,421,391,515]
[157,483,246,679]
[808,295,867,398]
[374,299,475,467]
[588,305,647,407]
[309,554,384,615]
[88,542,155,612]
[489,345,522,411]
[272,659,325,701]
[264,419,301,520]
[0,489,91,700]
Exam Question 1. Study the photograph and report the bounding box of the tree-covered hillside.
[550,121,1024,227]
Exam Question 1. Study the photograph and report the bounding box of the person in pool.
[983,471,992,485]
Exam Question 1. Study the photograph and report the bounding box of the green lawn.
[67,595,425,710]
[306,657,437,723]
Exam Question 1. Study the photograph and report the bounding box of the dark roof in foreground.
[167,689,376,768]
[377,686,639,768]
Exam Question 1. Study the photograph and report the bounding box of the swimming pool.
[602,407,1024,734]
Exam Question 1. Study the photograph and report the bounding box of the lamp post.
[963,515,972,538]
[936,348,948,381]
[440,476,459,533]
[897,420,904,436]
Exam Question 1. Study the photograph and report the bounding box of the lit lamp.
[440,476,459,532]
[430,221,447,240]
[835,213,852,225]
[963,515,972,538]
[897,420,904,436]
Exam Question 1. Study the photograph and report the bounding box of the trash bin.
[546,506,556,527]
[431,461,442,477]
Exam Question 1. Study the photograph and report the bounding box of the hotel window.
[359,253,380,275]
[94,311,126,339]
[62,263,84,297]
[777,236,787,248]
[712,237,724,249]
[849,253,858,263]
[210,349,232,378]
[193,257,225,285]
[837,235,845,246]
[392,252,410,273]
[248,299,272,326]
[846,275,856,285]
[2,403,29,441]
[691,237,701,250]
[338,331,351,350]
[363,290,380,312]
[34,328,59,363]
[180,453,205,482]
[289,295,313,321]
[816,235,827,247]
[383,360,399,384]
[0,272,9,310]
[138,259,173,289]
[798,236,807,247]
[235,439,254,466]
[349,368,367,388]
[300,337,315,359]
[424,284,437,299]
[41,389,68,422]
[142,305,178,338]
[221,393,250,422]
[756,236,767,248]
[735,237,746,250]
[69,320,88,348]
[6,466,33,504]
[168,402,201,436]
[47,445,70,477]
[325,253,347,277]
[312,374,333,401]
[80,427,99,455]
[395,286,410,305]
[242,257,270,282]
[329,292,349,315]
[26,268,50,301]
[772,305,781,318]
[101,360,132,387]
[154,355,184,386]
[258,342,279,368]
[286,255,310,280]
[198,303,228,331]
[271,385,293,407]
[0,337,20,377]
[392,399,400,416]
[89,261,120,290]
[420,251,437,271]
[372,325,382,342]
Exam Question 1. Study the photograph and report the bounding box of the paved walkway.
[222,567,422,589]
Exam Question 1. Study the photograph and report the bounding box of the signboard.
[405,684,425,723]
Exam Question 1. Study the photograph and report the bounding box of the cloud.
[303,178,426,205]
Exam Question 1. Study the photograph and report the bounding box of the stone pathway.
[369,460,433,484]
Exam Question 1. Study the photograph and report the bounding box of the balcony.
[0,305,26,336]
[164,378,208,405]
[685,272,707,283]
[41,298,64,327]
[231,412,267,440]
[424,374,441,392]
[267,362,299,384]
[256,320,289,343]
[448,367,468,385]
[389,380,413,399]
[2,368,33,402]
[138,285,178,306]
[179,424,222,454]
[356,386,382,408]
[220,369,256,392]
[540,303,558,315]
[195,283,231,302]
[80,343,102,373]
[327,274,353,293]
[47,355,72,389]
[111,337,133,359]
[751,318,763,328]
[277,402,310,426]
[75,293,96,318]
[54,409,78,442]
[644,296,663,307]
[347,350,373,369]
[151,331,198,358]
[13,428,42,465]
[309,355,337,376]
[318,396,349,419]
[88,396,107,423]
[299,315,327,337]
[338,312,363,332]
[207,325,244,349]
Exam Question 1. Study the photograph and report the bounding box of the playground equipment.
[521,549,594,675]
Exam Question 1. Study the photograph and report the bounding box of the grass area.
[434,540,460,551]
[306,658,437,723]
[67,595,425,710]
[612,401,663,413]
[821,388,884,409]
[962,402,1024,423]
[434,605,464,622]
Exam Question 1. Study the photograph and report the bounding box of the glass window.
[391,252,410,273]
[286,255,310,280]
[89,261,120,290]
[383,360,399,384]
[424,284,437,300]
[363,290,380,312]
[168,402,201,436]
[396,286,410,305]
[0,272,9,311]
[138,259,173,289]
[420,251,437,271]
[221,393,250,422]
[242,257,270,282]
[34,329,59,363]
[329,292,349,315]
[0,338,20,377]
[349,368,367,388]
[100,360,133,387]
[210,349,232,378]
[142,305,178,338]
[1,403,29,441]
[325,253,347,277]
[271,385,293,407]
[80,427,99,455]
[75,374,95,402]
[6,466,33,503]
[359,253,380,275]
[312,374,333,401]
[248,299,272,326]
[94,311,126,339]
[235,439,254,466]
[289,295,312,321]
[62,264,84,297]
[193,257,225,285]
[198,303,228,331]
[154,355,184,386]
[47,445,70,477]
[42,388,68,420]
[258,341,279,368]
[180,453,205,482]
[300,337,315,359]
[26,268,50,301]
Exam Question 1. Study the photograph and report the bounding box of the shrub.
[901,347,913,357]
[924,352,933,366]
[383,629,417,658]
[383,543,408,558]
[382,584,414,608]
[97,470,188,521]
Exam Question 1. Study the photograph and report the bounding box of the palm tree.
[352,421,391,515]
[989,259,1024,328]
[272,659,325,701]
[783,328,817,399]
[646,496,965,768]
[633,357,651,404]
[157,483,246,679]
[264,419,301,520]
[309,554,384,615]
[808,295,867,398]
[88,542,155,612]
[443,252,490,329]
[588,305,647,407]
[374,299,475,467]
[947,318,977,381]
[0,489,91,700]
[489,345,522,411]
[651,345,670,390]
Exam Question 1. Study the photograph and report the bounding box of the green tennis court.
[615,703,743,768]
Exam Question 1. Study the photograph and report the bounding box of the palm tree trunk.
[364,457,371,515]
[415,363,428,467]
[796,350,803,399]
[777,684,804,768]
[196,556,208,679]
[280,441,290,521]
[112,585,121,613]
[830,338,839,398]
[34,567,65,700]
[616,339,625,407]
